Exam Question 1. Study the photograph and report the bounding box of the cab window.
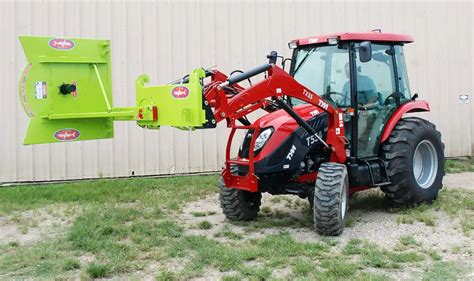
[291,44,349,107]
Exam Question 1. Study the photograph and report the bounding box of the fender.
[380,100,430,143]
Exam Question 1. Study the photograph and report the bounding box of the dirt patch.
[179,195,225,238]
[0,204,78,245]
[443,172,474,190]
[179,190,473,262]
[179,193,313,241]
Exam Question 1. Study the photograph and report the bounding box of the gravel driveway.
[443,172,474,190]
[178,172,474,279]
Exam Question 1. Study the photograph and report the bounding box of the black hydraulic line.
[274,98,329,149]
[172,70,213,84]
[274,98,315,135]
[227,64,271,86]
[238,117,251,126]
[230,69,253,86]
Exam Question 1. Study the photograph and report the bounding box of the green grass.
[197,220,213,229]
[343,240,424,269]
[86,262,111,278]
[191,211,216,217]
[0,174,218,214]
[61,258,80,271]
[221,274,241,281]
[344,238,363,255]
[0,174,473,279]
[291,258,313,276]
[233,209,314,232]
[239,265,272,279]
[345,214,361,228]
[156,269,177,281]
[436,189,474,215]
[352,272,391,281]
[423,249,442,261]
[422,261,468,280]
[399,235,418,247]
[396,189,474,235]
[320,258,359,278]
[0,175,217,278]
[163,233,330,278]
[214,225,243,240]
[0,240,77,277]
[445,157,474,173]
[435,188,474,235]
[260,206,272,214]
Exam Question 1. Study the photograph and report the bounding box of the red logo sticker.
[48,38,75,50]
[54,129,80,141]
[171,86,190,99]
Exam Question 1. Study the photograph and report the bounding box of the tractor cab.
[288,32,413,159]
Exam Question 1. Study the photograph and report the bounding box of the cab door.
[353,43,404,158]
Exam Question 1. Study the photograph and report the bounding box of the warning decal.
[35,81,47,99]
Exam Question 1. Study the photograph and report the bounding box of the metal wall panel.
[0,0,472,183]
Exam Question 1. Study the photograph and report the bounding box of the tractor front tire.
[381,117,445,206]
[219,177,261,221]
[313,162,349,236]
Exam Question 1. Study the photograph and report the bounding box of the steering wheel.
[383,92,402,105]
[322,92,350,105]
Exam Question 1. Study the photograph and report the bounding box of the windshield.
[291,44,349,107]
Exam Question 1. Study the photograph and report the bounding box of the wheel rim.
[412,140,438,189]
[341,185,347,219]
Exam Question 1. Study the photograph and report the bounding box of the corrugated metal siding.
[0,0,472,183]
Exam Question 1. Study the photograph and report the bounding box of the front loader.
[18,32,444,236]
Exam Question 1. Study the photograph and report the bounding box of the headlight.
[253,128,273,151]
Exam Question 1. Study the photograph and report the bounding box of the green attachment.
[19,36,121,144]
[18,36,208,145]
[136,68,207,129]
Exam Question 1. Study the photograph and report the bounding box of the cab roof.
[293,32,414,47]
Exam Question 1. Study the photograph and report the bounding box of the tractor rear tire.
[381,117,444,206]
[313,162,349,236]
[219,176,262,221]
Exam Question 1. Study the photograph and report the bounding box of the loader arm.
[203,65,347,164]
[196,65,347,191]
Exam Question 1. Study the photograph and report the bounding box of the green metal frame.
[19,36,207,144]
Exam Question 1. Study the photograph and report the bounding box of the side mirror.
[267,51,278,65]
[359,41,372,63]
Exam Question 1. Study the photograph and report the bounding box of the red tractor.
[18,32,445,236]
[199,32,444,235]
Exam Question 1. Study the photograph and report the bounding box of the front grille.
[238,129,254,158]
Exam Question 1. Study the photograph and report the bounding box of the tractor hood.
[238,103,328,174]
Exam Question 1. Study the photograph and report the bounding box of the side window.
[394,45,411,100]
[355,44,395,104]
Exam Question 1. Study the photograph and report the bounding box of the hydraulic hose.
[223,63,271,87]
